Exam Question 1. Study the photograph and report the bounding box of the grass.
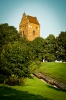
[35,62,66,84]
[0,62,66,100]
[0,76,66,100]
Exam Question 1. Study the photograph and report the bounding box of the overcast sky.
[0,0,66,38]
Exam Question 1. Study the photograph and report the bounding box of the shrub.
[0,74,7,83]
[4,76,25,86]
[29,61,41,73]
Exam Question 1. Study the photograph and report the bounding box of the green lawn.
[0,76,66,100]
[0,62,66,100]
[35,62,66,84]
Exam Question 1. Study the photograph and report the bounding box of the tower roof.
[27,15,39,25]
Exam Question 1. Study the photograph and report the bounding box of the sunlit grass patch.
[0,75,66,100]
[35,62,66,84]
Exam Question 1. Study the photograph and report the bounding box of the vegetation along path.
[33,73,66,91]
[33,62,66,91]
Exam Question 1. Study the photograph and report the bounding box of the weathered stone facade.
[19,13,40,41]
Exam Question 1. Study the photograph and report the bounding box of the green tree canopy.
[31,37,44,61]
[0,23,20,49]
[56,31,66,61]
[0,41,32,83]
[43,34,56,61]
[0,23,32,85]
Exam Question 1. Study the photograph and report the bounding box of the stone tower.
[19,13,40,41]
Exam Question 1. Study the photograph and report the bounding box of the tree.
[0,41,32,84]
[0,23,19,50]
[55,31,66,61]
[31,37,44,61]
[0,23,33,85]
[43,34,56,61]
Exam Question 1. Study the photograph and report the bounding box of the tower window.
[36,27,37,29]
[23,31,24,34]
[33,30,35,36]
[38,28,39,30]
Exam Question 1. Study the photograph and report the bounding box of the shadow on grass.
[0,85,52,100]
[46,85,66,92]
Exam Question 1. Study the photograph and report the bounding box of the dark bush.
[0,74,7,83]
[4,76,25,86]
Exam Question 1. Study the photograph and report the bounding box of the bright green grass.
[0,76,66,100]
[35,62,66,84]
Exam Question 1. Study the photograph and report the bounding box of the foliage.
[55,31,66,61]
[0,23,32,85]
[31,37,44,61]
[0,23,19,49]
[0,41,32,83]
[43,34,56,61]
[4,76,25,86]
[29,61,41,73]
[45,53,56,62]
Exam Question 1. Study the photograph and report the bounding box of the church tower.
[19,13,40,41]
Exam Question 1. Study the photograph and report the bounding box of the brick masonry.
[19,13,40,41]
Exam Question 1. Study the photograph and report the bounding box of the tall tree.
[31,37,44,61]
[0,23,32,84]
[56,31,66,61]
[0,23,19,50]
[43,34,56,62]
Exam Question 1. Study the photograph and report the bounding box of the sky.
[0,0,66,38]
